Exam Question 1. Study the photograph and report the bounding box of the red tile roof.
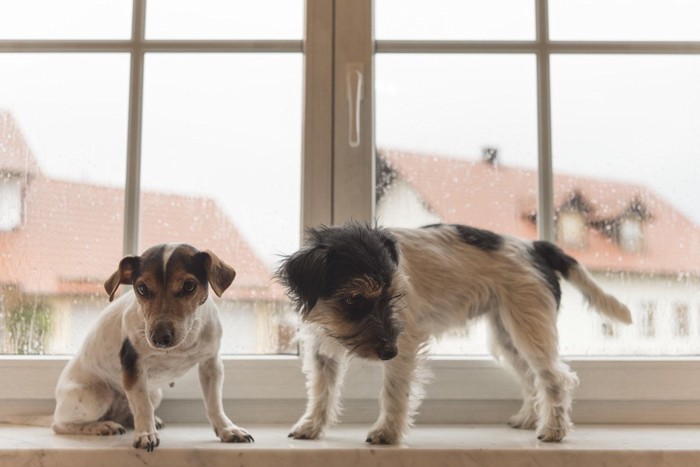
[379,149,700,276]
[0,112,283,301]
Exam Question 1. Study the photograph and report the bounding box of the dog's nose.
[152,328,174,348]
[378,345,398,361]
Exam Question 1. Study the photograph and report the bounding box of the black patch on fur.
[119,338,139,390]
[276,222,398,315]
[532,241,578,278]
[453,225,503,251]
[422,223,503,251]
[529,241,579,307]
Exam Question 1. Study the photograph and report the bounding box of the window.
[2,0,700,426]
[0,176,22,231]
[0,4,303,355]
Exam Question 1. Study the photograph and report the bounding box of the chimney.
[482,147,498,165]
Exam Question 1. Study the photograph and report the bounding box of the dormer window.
[617,215,643,253]
[0,175,22,231]
[557,210,586,249]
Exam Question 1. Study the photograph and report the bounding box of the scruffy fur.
[52,244,253,451]
[277,222,632,444]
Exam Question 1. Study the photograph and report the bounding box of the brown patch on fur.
[336,275,383,300]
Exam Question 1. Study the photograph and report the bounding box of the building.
[377,148,700,355]
[0,111,293,355]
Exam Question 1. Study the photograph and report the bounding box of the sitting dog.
[277,222,632,444]
[52,244,254,451]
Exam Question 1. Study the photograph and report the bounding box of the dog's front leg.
[198,356,254,443]
[367,336,422,445]
[123,377,159,451]
[289,334,347,440]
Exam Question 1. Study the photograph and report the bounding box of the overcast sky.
[1,0,699,267]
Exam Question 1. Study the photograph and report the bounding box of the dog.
[277,222,632,444]
[52,244,254,451]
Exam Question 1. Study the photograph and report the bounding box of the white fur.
[289,225,632,444]
[52,291,251,448]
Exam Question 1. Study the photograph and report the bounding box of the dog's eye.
[136,284,149,297]
[345,296,359,305]
[182,281,196,294]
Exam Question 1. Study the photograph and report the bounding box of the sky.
[1,0,700,268]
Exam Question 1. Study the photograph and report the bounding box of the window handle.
[346,63,364,148]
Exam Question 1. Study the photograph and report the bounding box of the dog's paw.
[215,425,254,443]
[508,412,537,430]
[133,431,160,452]
[366,426,400,445]
[536,425,568,443]
[89,421,126,436]
[154,416,165,430]
[288,419,323,440]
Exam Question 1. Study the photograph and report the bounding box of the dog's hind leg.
[488,314,537,430]
[289,333,347,440]
[52,381,126,436]
[498,304,579,442]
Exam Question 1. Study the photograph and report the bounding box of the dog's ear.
[104,256,139,302]
[195,250,236,297]
[379,230,400,265]
[277,245,328,315]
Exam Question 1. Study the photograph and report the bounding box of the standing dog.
[277,222,632,444]
[52,244,253,451]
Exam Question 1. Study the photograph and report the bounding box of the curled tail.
[532,241,632,324]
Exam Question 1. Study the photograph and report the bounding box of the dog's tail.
[533,241,632,324]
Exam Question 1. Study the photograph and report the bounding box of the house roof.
[379,149,700,276]
[0,115,283,301]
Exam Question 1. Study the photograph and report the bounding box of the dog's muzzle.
[378,344,398,361]
[151,326,175,348]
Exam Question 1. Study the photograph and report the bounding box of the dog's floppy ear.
[379,230,400,265]
[195,250,236,297]
[277,245,328,315]
[104,256,139,302]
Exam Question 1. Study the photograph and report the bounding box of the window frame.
[2,0,700,425]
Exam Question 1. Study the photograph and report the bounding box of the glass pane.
[549,0,700,41]
[0,54,130,354]
[141,54,302,354]
[146,0,303,39]
[551,55,700,355]
[376,0,535,41]
[375,54,538,354]
[0,0,132,39]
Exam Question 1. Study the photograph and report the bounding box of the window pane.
[376,0,535,41]
[551,55,700,355]
[0,54,130,354]
[549,0,700,41]
[146,0,303,39]
[375,54,538,354]
[0,0,132,39]
[141,54,302,354]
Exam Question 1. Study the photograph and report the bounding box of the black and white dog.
[277,222,632,444]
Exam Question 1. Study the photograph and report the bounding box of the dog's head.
[277,222,404,361]
[104,244,235,350]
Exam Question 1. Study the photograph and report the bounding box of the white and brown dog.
[277,222,632,444]
[52,244,253,451]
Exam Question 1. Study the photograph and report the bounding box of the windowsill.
[2,423,700,467]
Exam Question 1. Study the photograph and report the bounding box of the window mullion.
[535,0,555,242]
[332,0,374,224]
[123,0,147,256]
